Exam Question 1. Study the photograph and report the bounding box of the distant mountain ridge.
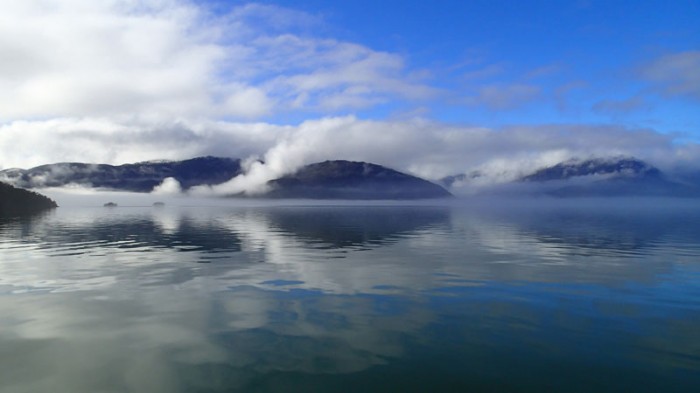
[518,157,691,197]
[520,157,662,182]
[267,160,452,199]
[1,157,452,199]
[442,156,700,197]
[6,155,700,198]
[0,156,242,192]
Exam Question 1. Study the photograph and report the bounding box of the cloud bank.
[0,1,435,122]
[4,116,699,196]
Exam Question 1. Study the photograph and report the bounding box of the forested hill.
[0,182,58,216]
[0,156,242,192]
[267,160,452,199]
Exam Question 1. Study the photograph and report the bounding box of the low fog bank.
[38,187,700,212]
[458,195,700,215]
[39,187,452,208]
[5,117,700,198]
[41,188,188,208]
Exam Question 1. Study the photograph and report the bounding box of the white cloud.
[254,36,440,111]
[0,0,436,122]
[0,0,224,120]
[220,86,274,118]
[0,117,287,169]
[4,114,697,194]
[152,177,182,195]
[3,115,698,194]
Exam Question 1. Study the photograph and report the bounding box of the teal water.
[1,200,699,392]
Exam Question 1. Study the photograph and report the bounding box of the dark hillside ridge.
[0,156,242,192]
[442,156,700,197]
[519,157,696,197]
[266,160,452,199]
[1,157,451,199]
[0,182,57,216]
[521,157,662,182]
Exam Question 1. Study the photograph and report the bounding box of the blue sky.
[1,0,699,185]
[205,0,700,133]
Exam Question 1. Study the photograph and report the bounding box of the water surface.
[1,200,699,392]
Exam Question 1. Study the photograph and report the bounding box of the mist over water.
[1,198,699,392]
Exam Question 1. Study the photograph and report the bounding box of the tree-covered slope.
[0,156,242,192]
[266,160,452,199]
[0,182,58,216]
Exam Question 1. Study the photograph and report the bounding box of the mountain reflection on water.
[0,200,699,392]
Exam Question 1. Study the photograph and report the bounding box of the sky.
[0,0,699,190]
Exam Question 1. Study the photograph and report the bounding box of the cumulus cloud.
[0,0,223,120]
[0,0,436,122]
[0,118,288,169]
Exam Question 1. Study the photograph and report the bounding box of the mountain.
[0,182,58,216]
[518,157,696,197]
[266,160,452,199]
[0,157,452,199]
[520,157,662,182]
[443,157,700,197]
[0,156,242,192]
[12,155,694,199]
[439,171,484,188]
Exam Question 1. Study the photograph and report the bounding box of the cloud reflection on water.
[0,201,699,392]
[1,202,700,292]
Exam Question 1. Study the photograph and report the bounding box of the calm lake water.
[1,199,699,392]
